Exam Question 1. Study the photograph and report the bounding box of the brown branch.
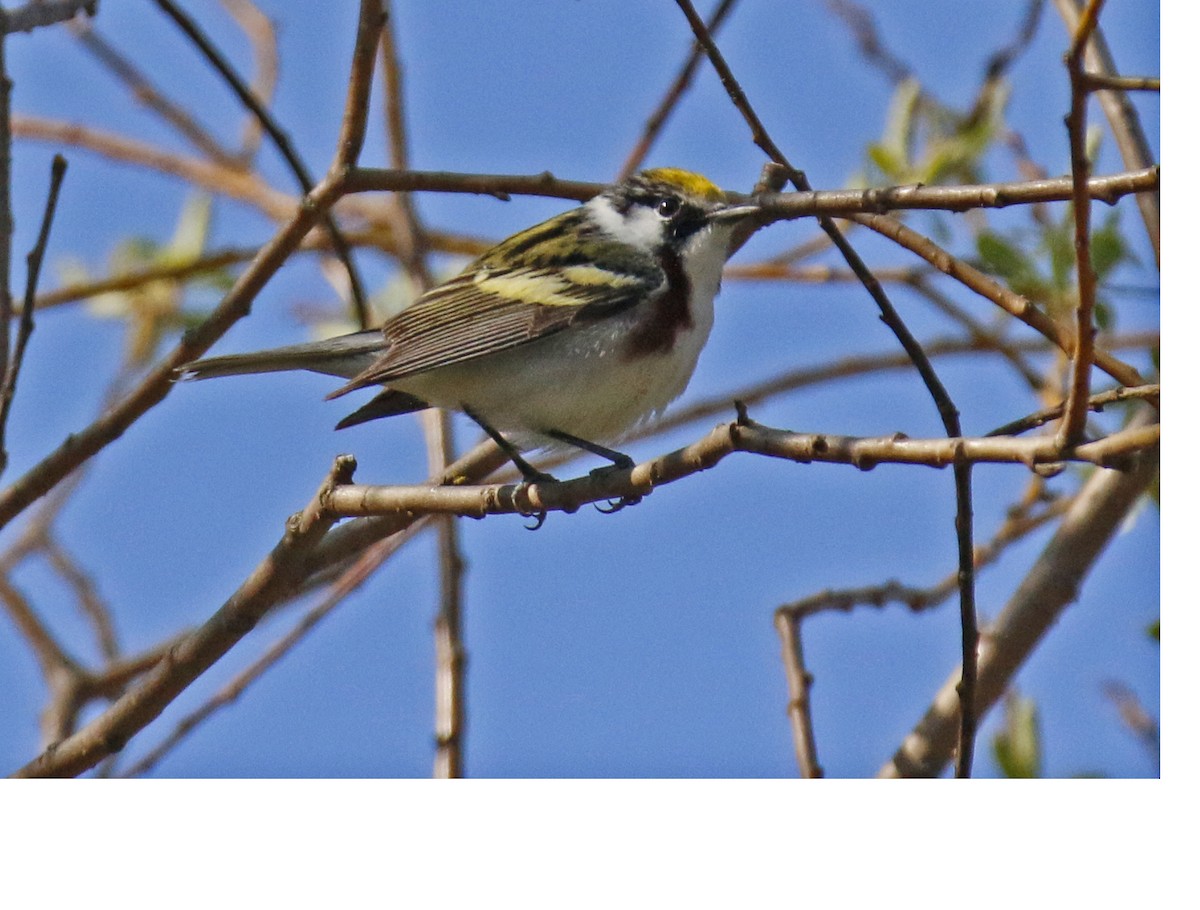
[220,0,280,164]
[0,155,67,474]
[12,455,358,778]
[374,14,463,775]
[617,0,740,180]
[774,478,1070,777]
[673,0,981,775]
[151,0,375,328]
[823,0,912,85]
[1052,0,1159,265]
[12,114,296,218]
[423,410,467,779]
[1081,73,1159,92]
[0,25,11,450]
[69,19,242,168]
[880,407,1158,778]
[377,8,433,290]
[986,383,1159,438]
[499,330,1157,484]
[0,1,388,534]
[120,522,423,778]
[323,419,1160,522]
[848,209,1146,391]
[0,573,78,683]
[773,609,822,778]
[344,167,602,202]
[1056,0,1105,449]
[748,167,1159,217]
[44,537,119,661]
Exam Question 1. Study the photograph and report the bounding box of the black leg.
[545,429,635,470]
[545,429,642,515]
[461,406,554,529]
[461,406,555,483]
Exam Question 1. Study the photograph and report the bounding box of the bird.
[178,168,759,491]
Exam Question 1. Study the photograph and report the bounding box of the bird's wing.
[328,209,663,399]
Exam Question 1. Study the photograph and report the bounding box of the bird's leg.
[462,406,553,529]
[545,429,642,514]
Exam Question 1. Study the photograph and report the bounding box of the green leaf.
[163,193,213,265]
[880,77,921,159]
[1147,619,1160,642]
[1090,211,1129,281]
[976,230,1045,300]
[976,230,1028,280]
[1045,210,1076,292]
[993,692,1042,778]
[867,144,905,181]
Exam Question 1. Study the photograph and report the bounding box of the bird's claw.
[514,474,555,531]
[594,493,643,515]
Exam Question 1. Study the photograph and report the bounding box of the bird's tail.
[176,330,387,382]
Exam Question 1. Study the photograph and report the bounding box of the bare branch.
[0,155,67,474]
[69,19,241,168]
[12,455,358,778]
[1052,0,1160,264]
[673,0,981,774]
[120,522,423,778]
[1056,0,1105,449]
[150,0,376,328]
[324,419,1160,522]
[879,408,1158,778]
[617,0,740,180]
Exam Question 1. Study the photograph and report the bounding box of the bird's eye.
[655,196,681,218]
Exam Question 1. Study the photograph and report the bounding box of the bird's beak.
[709,201,761,223]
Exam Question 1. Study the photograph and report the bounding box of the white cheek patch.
[586,197,664,252]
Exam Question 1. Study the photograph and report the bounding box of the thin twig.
[879,408,1158,777]
[0,155,68,474]
[1056,0,1105,450]
[13,114,296,218]
[69,19,241,168]
[1052,0,1159,265]
[986,383,1159,438]
[377,10,433,289]
[617,0,740,180]
[220,0,279,165]
[773,609,823,778]
[12,454,359,778]
[150,0,373,329]
[424,409,466,779]
[849,209,1146,390]
[120,522,424,778]
[673,0,980,776]
[0,23,12,449]
[44,537,120,661]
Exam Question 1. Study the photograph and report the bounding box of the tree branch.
[879,408,1158,777]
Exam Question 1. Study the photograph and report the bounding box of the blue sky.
[0,1,1159,778]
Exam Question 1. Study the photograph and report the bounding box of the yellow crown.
[641,167,725,203]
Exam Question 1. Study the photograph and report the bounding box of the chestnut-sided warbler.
[180,168,758,479]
